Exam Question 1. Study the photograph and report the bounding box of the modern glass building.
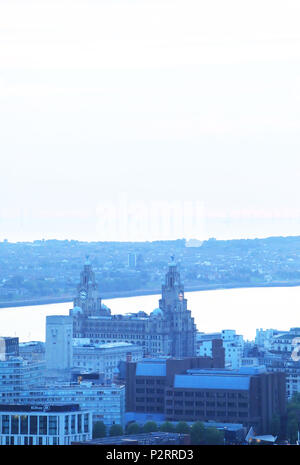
[0,403,92,445]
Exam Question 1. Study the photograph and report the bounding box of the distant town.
[1,235,300,306]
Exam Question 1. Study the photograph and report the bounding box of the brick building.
[126,359,286,434]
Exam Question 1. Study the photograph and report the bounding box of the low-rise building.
[126,359,286,434]
[0,357,45,392]
[72,340,143,382]
[0,337,19,360]
[0,381,125,429]
[0,403,92,445]
[197,330,244,369]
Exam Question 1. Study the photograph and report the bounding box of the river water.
[0,286,299,343]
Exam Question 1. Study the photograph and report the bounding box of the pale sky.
[1,0,300,242]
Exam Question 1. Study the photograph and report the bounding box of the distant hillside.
[0,235,300,305]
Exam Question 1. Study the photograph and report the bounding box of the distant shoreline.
[1,281,300,309]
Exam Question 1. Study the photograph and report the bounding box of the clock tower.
[73,256,109,317]
[158,256,197,357]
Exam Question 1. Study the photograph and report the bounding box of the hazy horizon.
[1,1,300,243]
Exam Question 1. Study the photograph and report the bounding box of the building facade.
[0,403,92,445]
[197,330,244,369]
[72,340,144,382]
[126,359,286,434]
[0,357,45,393]
[0,337,19,361]
[45,315,73,372]
[70,257,197,357]
[0,381,125,429]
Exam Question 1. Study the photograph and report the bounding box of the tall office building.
[70,257,197,358]
[45,315,73,373]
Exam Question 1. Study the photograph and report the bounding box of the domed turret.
[151,307,163,318]
[71,306,83,315]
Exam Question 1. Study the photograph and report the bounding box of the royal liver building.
[70,257,197,357]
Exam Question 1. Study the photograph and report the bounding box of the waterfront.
[0,285,300,343]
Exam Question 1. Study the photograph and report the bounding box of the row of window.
[165,410,249,418]
[166,391,248,399]
[136,379,165,385]
[0,413,90,436]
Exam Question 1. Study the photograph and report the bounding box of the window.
[30,416,38,435]
[20,415,28,435]
[195,401,204,407]
[39,416,47,435]
[238,403,248,409]
[49,416,58,436]
[174,410,183,415]
[2,415,9,434]
[77,415,82,434]
[174,401,183,406]
[64,416,69,435]
[11,415,19,434]
[206,401,215,407]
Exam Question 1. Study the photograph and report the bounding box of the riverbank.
[1,280,300,308]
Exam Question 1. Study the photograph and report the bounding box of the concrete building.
[70,257,197,358]
[0,380,126,429]
[0,357,45,393]
[72,340,144,382]
[126,359,286,434]
[221,330,244,369]
[197,330,244,369]
[0,403,92,445]
[45,315,73,374]
[19,341,45,362]
[269,327,300,355]
[126,351,225,415]
[0,337,19,361]
[255,328,286,350]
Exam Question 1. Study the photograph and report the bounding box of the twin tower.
[69,256,197,358]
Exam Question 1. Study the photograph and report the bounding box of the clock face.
[80,290,87,301]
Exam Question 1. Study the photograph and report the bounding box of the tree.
[190,421,205,445]
[143,421,158,433]
[126,422,141,435]
[203,427,224,445]
[159,422,175,433]
[175,422,191,435]
[92,421,106,438]
[286,393,300,443]
[109,424,123,436]
[270,413,281,437]
[287,418,298,444]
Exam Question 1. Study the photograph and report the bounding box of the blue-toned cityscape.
[1,252,300,446]
[2,0,300,452]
